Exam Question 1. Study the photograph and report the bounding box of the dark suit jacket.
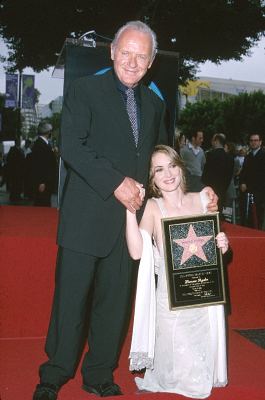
[239,148,265,199]
[202,147,234,205]
[31,137,58,193]
[57,70,168,256]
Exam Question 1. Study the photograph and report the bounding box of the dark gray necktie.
[126,87,139,146]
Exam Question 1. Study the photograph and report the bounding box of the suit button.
[136,152,140,157]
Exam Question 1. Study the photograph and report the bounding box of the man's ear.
[148,60,154,69]
[110,44,114,61]
[148,50,157,69]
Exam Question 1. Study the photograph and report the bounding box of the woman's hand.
[136,184,145,202]
[216,232,229,254]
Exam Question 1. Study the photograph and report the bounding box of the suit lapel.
[138,85,154,149]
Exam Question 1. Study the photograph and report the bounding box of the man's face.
[111,28,154,87]
[249,134,262,150]
[211,135,217,148]
[194,131,204,147]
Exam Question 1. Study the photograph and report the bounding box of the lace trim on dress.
[214,381,228,388]
[129,352,154,371]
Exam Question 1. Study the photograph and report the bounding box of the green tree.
[178,99,225,148]
[44,112,62,145]
[27,124,38,140]
[0,0,264,81]
[178,91,265,147]
[34,88,41,104]
[221,91,265,143]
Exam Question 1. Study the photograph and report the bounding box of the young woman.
[126,145,229,399]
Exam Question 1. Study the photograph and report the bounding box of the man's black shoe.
[82,382,123,397]
[33,383,59,400]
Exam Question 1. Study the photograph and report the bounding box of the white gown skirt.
[135,259,227,398]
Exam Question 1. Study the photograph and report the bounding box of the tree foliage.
[44,112,62,145]
[178,91,265,147]
[0,0,264,81]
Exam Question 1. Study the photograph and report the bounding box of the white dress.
[132,197,228,399]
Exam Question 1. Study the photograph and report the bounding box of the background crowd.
[1,124,265,231]
[176,129,265,230]
[0,122,59,207]
[1,124,265,232]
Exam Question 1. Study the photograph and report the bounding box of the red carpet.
[1,205,265,400]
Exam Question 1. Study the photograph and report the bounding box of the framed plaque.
[161,212,226,310]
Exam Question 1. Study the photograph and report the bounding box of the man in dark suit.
[33,21,217,400]
[6,137,25,201]
[202,133,234,216]
[31,122,58,207]
[239,133,265,229]
[33,21,168,400]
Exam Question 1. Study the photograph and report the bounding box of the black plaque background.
[162,212,226,310]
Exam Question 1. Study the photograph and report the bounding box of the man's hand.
[202,186,218,212]
[114,177,143,213]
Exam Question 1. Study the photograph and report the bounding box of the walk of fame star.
[174,224,213,265]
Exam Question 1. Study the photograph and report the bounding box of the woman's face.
[152,152,182,193]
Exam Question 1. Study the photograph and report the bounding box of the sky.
[197,36,265,84]
[0,36,264,104]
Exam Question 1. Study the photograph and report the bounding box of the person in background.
[223,142,240,221]
[22,138,32,157]
[174,129,186,154]
[232,145,247,195]
[235,146,247,170]
[126,144,229,398]
[5,137,25,201]
[239,133,265,229]
[0,151,7,188]
[180,130,205,191]
[23,139,34,200]
[31,122,58,207]
[202,133,234,216]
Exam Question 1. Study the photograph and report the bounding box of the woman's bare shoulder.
[145,198,161,214]
[147,197,158,206]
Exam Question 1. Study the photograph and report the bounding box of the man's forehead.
[117,29,151,45]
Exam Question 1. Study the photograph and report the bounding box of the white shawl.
[129,229,156,371]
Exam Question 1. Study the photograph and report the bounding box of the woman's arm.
[126,199,154,260]
[126,210,143,260]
